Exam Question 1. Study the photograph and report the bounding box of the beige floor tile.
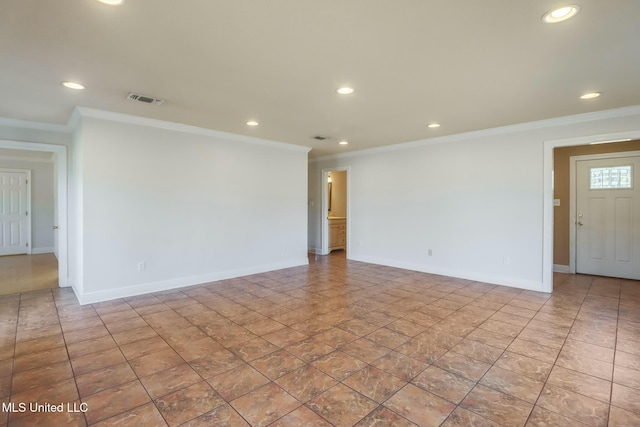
[230,383,300,427]
[275,364,337,403]
[343,365,406,403]
[412,365,475,404]
[308,383,378,426]
[208,363,270,401]
[154,381,224,426]
[461,384,533,427]
[140,363,202,399]
[384,383,456,427]
[537,384,609,427]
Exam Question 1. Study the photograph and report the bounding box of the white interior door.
[576,156,639,279]
[0,170,30,256]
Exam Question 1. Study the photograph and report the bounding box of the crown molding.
[4,103,640,161]
[73,107,311,153]
[311,104,640,163]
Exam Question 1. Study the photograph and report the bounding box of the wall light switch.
[553,199,560,207]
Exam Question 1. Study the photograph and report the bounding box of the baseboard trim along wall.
[351,254,545,293]
[553,264,570,273]
[31,247,55,255]
[76,258,310,305]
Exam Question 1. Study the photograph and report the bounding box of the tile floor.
[1,252,639,426]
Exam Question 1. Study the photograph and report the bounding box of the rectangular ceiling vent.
[127,92,164,105]
[312,135,330,141]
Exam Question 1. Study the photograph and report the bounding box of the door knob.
[53,226,59,230]
[577,221,583,226]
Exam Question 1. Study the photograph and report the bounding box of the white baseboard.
[69,280,81,300]
[31,247,55,254]
[349,254,546,293]
[77,257,309,305]
[553,264,570,273]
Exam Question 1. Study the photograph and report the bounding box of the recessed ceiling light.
[427,123,440,128]
[542,5,580,23]
[246,120,259,126]
[97,0,125,5]
[339,140,349,145]
[336,87,354,95]
[580,92,601,99]
[62,81,85,90]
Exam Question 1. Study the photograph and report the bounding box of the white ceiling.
[1,1,639,157]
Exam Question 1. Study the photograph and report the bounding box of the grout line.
[608,280,623,426]
[452,289,543,425]
[52,288,90,427]
[108,305,174,427]
[4,293,21,426]
[521,282,581,427]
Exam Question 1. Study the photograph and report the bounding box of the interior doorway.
[0,140,68,292]
[321,167,349,257]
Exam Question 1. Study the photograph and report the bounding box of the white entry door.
[576,156,640,279]
[0,170,30,256]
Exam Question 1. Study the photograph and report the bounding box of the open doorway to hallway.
[0,146,63,295]
[322,167,349,258]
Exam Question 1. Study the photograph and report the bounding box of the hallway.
[0,253,58,296]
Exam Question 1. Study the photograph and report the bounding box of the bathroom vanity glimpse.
[328,217,346,251]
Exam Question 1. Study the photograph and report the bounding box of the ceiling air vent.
[312,135,330,141]
[127,92,164,105]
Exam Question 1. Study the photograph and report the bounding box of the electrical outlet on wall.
[428,249,433,256]
[138,261,145,271]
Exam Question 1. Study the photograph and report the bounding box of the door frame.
[0,168,32,255]
[543,130,640,293]
[321,166,350,256]
[569,150,640,274]
[0,140,68,287]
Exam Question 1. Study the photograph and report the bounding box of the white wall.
[76,111,310,303]
[0,156,55,253]
[68,123,84,295]
[309,106,640,292]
